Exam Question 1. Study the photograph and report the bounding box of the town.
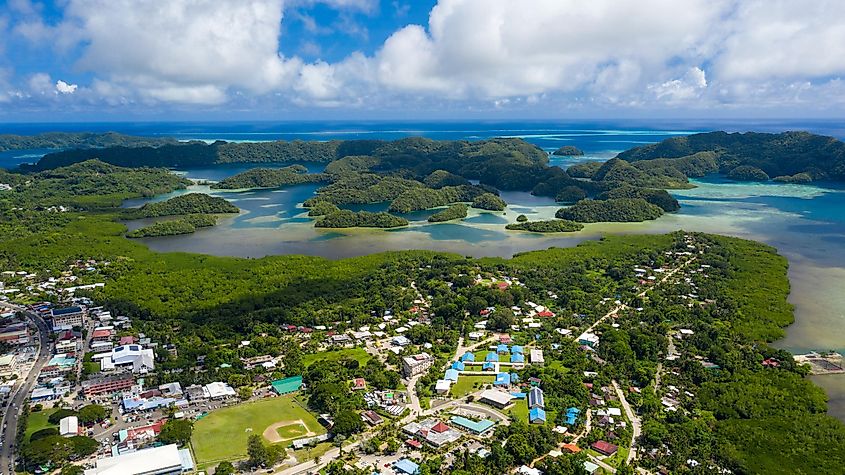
[0,232,773,475]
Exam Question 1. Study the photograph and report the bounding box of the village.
[0,234,758,475]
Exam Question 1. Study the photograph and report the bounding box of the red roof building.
[430,421,450,433]
[352,378,367,390]
[499,334,512,344]
[591,440,619,456]
[406,439,423,449]
[537,310,555,318]
[118,335,136,345]
[92,329,112,341]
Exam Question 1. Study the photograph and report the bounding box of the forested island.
[505,219,584,233]
[0,131,175,152]
[127,193,240,218]
[556,198,665,223]
[552,145,584,156]
[209,166,327,189]
[314,209,408,228]
[127,214,218,238]
[428,204,469,222]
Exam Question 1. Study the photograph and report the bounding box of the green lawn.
[191,396,325,465]
[276,422,308,439]
[506,400,556,426]
[302,348,372,367]
[451,375,494,398]
[25,408,58,442]
[293,441,334,462]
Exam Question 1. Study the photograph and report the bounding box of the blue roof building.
[482,361,495,371]
[494,372,511,386]
[566,407,581,415]
[497,344,510,354]
[485,352,499,362]
[510,392,526,399]
[394,459,420,475]
[528,387,545,409]
[511,345,524,354]
[510,353,525,363]
[460,352,475,362]
[565,414,577,425]
[445,369,460,381]
[451,361,465,371]
[450,416,495,434]
[529,407,547,424]
[510,372,520,383]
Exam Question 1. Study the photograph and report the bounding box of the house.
[577,332,600,348]
[499,334,512,344]
[530,349,545,365]
[435,379,452,394]
[392,335,411,346]
[529,407,546,424]
[518,466,542,475]
[591,440,619,456]
[511,345,524,354]
[478,389,514,409]
[361,410,383,426]
[351,378,367,391]
[497,344,510,354]
[562,443,581,453]
[482,361,495,371]
[402,353,435,377]
[444,369,460,382]
[451,361,465,371]
[485,352,499,362]
[584,461,600,474]
[460,352,475,362]
[564,407,580,425]
[494,372,511,386]
[510,353,525,364]
[204,382,236,399]
[394,459,420,475]
[82,374,135,397]
[528,387,545,409]
[91,328,113,342]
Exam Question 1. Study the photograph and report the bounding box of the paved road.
[0,303,51,475]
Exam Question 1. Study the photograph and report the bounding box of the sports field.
[191,396,325,465]
[451,375,494,397]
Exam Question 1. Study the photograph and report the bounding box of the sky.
[1,0,845,122]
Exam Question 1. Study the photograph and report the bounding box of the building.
[402,418,461,447]
[31,387,59,402]
[494,372,511,387]
[361,410,383,426]
[40,354,77,378]
[271,376,303,395]
[528,387,545,409]
[402,353,435,377]
[444,368,460,381]
[292,433,330,449]
[392,335,411,346]
[0,326,29,345]
[478,389,514,409]
[83,443,193,475]
[485,352,498,362]
[451,361,465,371]
[204,382,236,399]
[100,345,155,373]
[577,332,600,348]
[460,352,475,362]
[591,440,619,456]
[91,328,113,342]
[564,407,580,426]
[529,407,546,424]
[0,354,16,377]
[530,349,544,365]
[394,459,420,475]
[82,374,135,397]
[50,306,85,330]
[450,416,495,435]
[159,382,183,398]
[510,353,525,364]
[185,385,207,402]
[60,416,79,437]
[435,379,452,394]
[518,466,542,475]
[90,341,114,353]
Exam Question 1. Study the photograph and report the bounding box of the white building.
[203,381,236,399]
[530,349,545,366]
[84,444,193,475]
[435,379,452,394]
[402,353,435,377]
[100,345,155,373]
[59,415,78,437]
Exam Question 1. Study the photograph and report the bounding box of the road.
[0,303,51,475]
[612,380,641,465]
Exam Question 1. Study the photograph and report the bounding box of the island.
[428,204,469,222]
[314,210,409,228]
[505,219,584,233]
[128,192,240,218]
[552,145,585,156]
[471,192,507,211]
[209,166,327,190]
[126,214,218,238]
[556,197,664,223]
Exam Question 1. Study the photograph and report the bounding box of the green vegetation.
[428,203,469,222]
[505,220,584,233]
[598,184,680,212]
[552,145,584,156]
[158,419,194,446]
[304,174,422,207]
[728,165,770,182]
[450,375,494,397]
[0,131,174,152]
[555,185,587,203]
[516,214,528,222]
[618,131,845,182]
[424,169,471,188]
[306,200,341,217]
[126,214,217,238]
[210,166,327,189]
[301,348,372,367]
[192,396,324,465]
[556,198,664,223]
[566,161,603,179]
[774,172,813,184]
[129,193,239,218]
[388,185,488,213]
[315,210,408,228]
[471,192,507,211]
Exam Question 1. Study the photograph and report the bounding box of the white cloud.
[55,79,78,94]
[649,67,708,103]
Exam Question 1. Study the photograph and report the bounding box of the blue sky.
[1,0,844,122]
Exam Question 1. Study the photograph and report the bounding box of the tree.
[215,461,236,475]
[77,404,108,424]
[247,434,270,468]
[61,465,84,475]
[332,409,364,437]
[238,386,253,401]
[284,344,304,377]
[158,419,194,446]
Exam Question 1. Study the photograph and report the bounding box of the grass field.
[506,400,557,426]
[276,422,308,439]
[451,375,494,397]
[302,347,371,367]
[192,396,325,465]
[24,409,58,442]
